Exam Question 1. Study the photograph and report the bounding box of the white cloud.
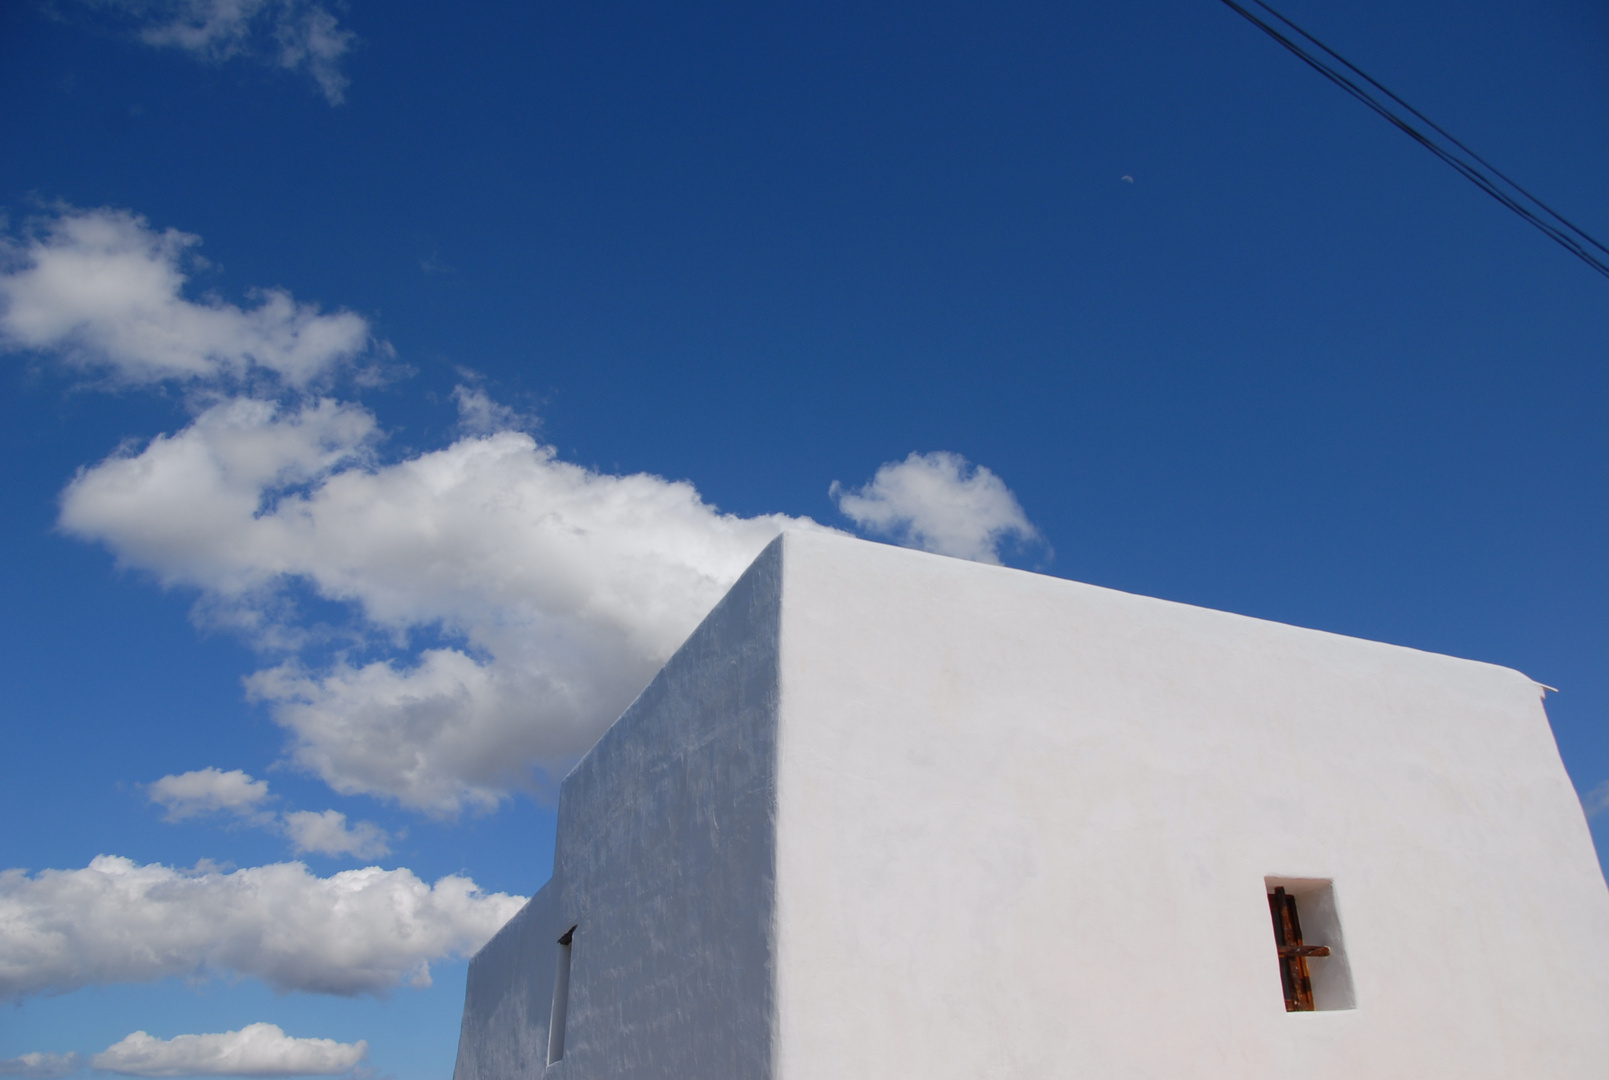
[280,811,389,859]
[451,384,530,436]
[93,1024,364,1078]
[1583,780,1609,819]
[0,1053,83,1079]
[830,450,1043,564]
[0,207,373,386]
[147,768,271,822]
[85,1,354,104]
[146,769,392,857]
[62,395,832,814]
[0,855,523,1001]
[11,203,834,815]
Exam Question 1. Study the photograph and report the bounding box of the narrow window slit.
[548,926,576,1064]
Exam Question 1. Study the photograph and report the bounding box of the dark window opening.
[547,926,576,1065]
[1268,886,1331,1011]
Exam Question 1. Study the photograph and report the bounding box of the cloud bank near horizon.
[0,855,523,1001]
[0,1052,83,1079]
[93,1024,365,1078]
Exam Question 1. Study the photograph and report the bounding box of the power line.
[1217,0,1609,281]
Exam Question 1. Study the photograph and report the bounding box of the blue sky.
[2,0,1607,1077]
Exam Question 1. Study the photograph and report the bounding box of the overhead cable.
[1217,0,1609,281]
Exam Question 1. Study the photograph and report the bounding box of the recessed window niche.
[548,925,576,1064]
[1265,878,1355,1012]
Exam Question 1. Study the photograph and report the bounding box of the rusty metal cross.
[1268,886,1331,1011]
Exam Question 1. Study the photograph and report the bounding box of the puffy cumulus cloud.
[0,1053,83,1079]
[146,769,391,857]
[831,451,1043,565]
[0,855,523,1001]
[147,767,271,822]
[280,811,389,859]
[82,1,354,104]
[61,394,832,813]
[93,1024,364,1078]
[0,207,373,386]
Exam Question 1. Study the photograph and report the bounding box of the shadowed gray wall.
[453,538,782,1080]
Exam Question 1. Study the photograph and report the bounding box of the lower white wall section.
[454,531,1609,1079]
[771,532,1609,1079]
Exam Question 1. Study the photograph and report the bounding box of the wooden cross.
[1268,886,1331,1011]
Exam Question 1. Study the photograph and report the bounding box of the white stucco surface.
[455,531,1609,1079]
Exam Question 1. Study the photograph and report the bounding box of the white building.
[452,531,1609,1079]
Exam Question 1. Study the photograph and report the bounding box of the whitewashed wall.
[773,531,1609,1079]
[456,531,1609,1079]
